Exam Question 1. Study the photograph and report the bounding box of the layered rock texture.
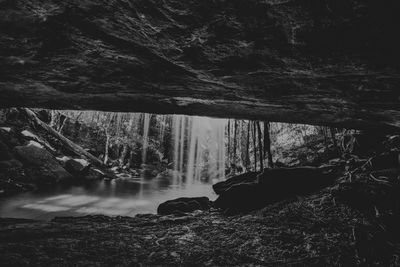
[1,0,400,129]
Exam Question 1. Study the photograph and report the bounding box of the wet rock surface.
[1,0,400,129]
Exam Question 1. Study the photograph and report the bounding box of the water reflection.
[0,175,218,220]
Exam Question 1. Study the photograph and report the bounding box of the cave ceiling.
[1,0,400,130]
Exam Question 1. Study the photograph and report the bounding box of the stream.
[0,174,219,220]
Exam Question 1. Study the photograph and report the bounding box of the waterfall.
[142,113,151,165]
[172,115,185,178]
[53,110,227,182]
[172,115,226,183]
[179,116,186,174]
[158,115,168,145]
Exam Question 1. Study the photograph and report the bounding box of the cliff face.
[1,0,400,130]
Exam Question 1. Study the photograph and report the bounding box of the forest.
[24,109,347,186]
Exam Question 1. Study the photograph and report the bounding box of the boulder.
[83,167,115,181]
[0,140,13,161]
[0,127,11,133]
[213,183,262,214]
[157,197,211,215]
[214,167,335,214]
[20,130,40,140]
[116,173,132,179]
[212,171,259,195]
[20,130,56,152]
[0,159,23,172]
[110,166,120,172]
[56,156,70,166]
[13,145,72,183]
[0,128,20,148]
[65,158,90,176]
[27,140,44,149]
[85,168,105,181]
[257,167,331,194]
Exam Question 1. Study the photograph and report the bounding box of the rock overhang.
[0,0,400,131]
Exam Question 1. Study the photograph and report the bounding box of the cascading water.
[141,113,151,165]
[158,115,168,145]
[58,110,227,181]
[172,115,184,178]
[172,115,226,183]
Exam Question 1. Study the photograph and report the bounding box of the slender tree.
[233,119,237,166]
[330,127,338,150]
[104,128,110,164]
[253,121,257,171]
[246,121,250,170]
[227,119,231,165]
[119,142,129,166]
[256,121,264,170]
[263,121,274,168]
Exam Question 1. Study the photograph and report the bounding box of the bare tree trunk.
[104,130,110,165]
[246,121,250,170]
[227,119,231,165]
[256,121,264,171]
[49,111,66,132]
[119,143,129,167]
[57,116,67,133]
[126,146,134,169]
[322,126,329,146]
[330,127,338,150]
[75,111,83,121]
[263,121,274,168]
[233,119,237,166]
[253,121,257,171]
[49,110,58,128]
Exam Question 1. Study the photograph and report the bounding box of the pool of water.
[0,175,220,220]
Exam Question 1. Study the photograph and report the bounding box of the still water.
[0,175,219,220]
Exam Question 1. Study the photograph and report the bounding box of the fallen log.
[20,108,104,167]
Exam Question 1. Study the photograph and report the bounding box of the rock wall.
[1,0,400,130]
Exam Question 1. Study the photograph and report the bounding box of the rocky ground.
[1,150,399,266]
[0,190,371,266]
[2,148,400,267]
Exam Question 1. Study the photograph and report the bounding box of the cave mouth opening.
[0,108,349,219]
